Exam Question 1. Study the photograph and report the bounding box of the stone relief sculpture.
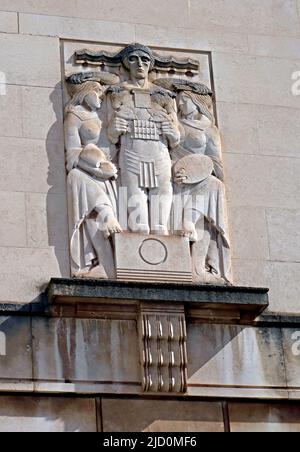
[64,43,232,285]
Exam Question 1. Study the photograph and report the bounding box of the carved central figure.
[107,44,180,235]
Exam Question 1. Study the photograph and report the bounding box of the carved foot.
[194,271,226,286]
[129,224,150,235]
[75,265,109,279]
[103,218,123,239]
[181,220,198,242]
[151,225,169,236]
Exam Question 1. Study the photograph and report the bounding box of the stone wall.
[0,1,299,312]
[1,395,300,432]
[1,302,300,432]
[0,0,299,432]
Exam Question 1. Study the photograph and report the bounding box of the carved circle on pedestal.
[139,239,168,266]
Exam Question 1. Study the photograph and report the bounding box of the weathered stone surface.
[225,154,300,209]
[0,11,18,33]
[32,318,140,384]
[218,103,300,159]
[229,403,300,432]
[0,85,22,138]
[233,259,300,314]
[282,328,300,388]
[0,248,70,303]
[266,209,300,263]
[213,53,300,109]
[102,399,225,432]
[0,316,32,382]
[21,87,64,141]
[135,25,248,54]
[25,193,69,250]
[48,278,269,314]
[229,206,270,261]
[188,0,300,36]
[0,34,60,87]
[20,13,135,42]
[188,386,288,400]
[0,396,97,432]
[0,192,26,248]
[248,34,300,60]
[256,106,300,159]
[217,102,259,156]
[187,324,286,388]
[1,0,189,28]
[0,137,66,195]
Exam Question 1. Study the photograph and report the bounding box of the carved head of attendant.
[177,90,214,125]
[65,81,104,114]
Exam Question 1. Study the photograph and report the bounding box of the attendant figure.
[164,79,231,284]
[64,79,122,278]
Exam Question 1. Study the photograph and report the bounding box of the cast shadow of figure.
[45,83,71,278]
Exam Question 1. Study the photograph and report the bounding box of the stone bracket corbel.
[139,302,188,394]
[46,278,269,395]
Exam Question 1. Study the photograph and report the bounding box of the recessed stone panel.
[187,323,286,388]
[0,396,96,432]
[32,318,140,384]
[229,403,300,432]
[0,316,32,382]
[102,399,224,432]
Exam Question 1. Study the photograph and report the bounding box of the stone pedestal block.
[114,233,192,283]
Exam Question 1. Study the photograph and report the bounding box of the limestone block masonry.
[0,0,300,432]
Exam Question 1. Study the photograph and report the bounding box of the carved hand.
[161,121,180,147]
[174,169,188,186]
[78,158,118,181]
[93,162,118,181]
[109,117,129,142]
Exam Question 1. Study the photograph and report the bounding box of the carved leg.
[150,177,173,235]
[182,208,203,242]
[121,171,150,234]
[95,204,122,239]
[82,216,116,279]
[192,220,211,282]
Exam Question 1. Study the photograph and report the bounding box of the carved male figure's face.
[125,51,151,81]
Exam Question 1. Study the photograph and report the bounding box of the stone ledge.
[47,278,269,322]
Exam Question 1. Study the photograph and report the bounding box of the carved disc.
[173,154,213,185]
[139,239,168,266]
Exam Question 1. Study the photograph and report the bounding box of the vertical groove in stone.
[222,401,231,433]
[96,398,103,433]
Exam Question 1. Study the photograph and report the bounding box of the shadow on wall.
[46,84,70,278]
[187,323,286,389]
